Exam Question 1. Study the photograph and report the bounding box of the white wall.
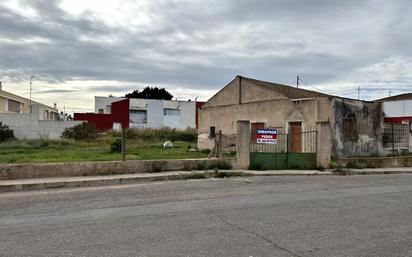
[147,101,163,128]
[95,96,125,114]
[383,100,412,117]
[0,113,82,140]
[164,112,180,128]
[179,101,195,129]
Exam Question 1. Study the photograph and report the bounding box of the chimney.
[54,103,57,109]
[0,81,2,91]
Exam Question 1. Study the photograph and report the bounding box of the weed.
[214,159,233,170]
[122,128,197,142]
[40,141,49,148]
[151,162,165,173]
[200,149,211,155]
[334,165,349,175]
[187,172,208,179]
[346,161,363,169]
[62,122,98,141]
[195,161,208,170]
[110,138,122,153]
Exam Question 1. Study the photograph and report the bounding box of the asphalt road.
[0,175,411,257]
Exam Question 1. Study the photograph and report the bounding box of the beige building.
[198,76,383,158]
[0,81,58,120]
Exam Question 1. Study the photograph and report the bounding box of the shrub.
[209,159,233,170]
[195,161,208,170]
[110,138,122,153]
[124,128,197,142]
[62,122,98,140]
[0,122,14,142]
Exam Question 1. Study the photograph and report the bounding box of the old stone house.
[198,76,383,160]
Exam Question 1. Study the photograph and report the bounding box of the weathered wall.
[0,159,229,180]
[198,97,333,149]
[0,96,6,112]
[331,99,383,158]
[336,156,412,168]
[316,121,332,168]
[236,120,250,169]
[202,78,239,108]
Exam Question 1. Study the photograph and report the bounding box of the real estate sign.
[256,128,277,144]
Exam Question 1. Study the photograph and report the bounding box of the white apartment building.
[94,96,197,129]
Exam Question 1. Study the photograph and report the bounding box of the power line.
[296,76,368,98]
[296,77,335,95]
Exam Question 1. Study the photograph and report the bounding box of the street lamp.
[29,75,34,114]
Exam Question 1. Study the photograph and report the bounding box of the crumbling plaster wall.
[331,98,383,158]
[198,97,332,150]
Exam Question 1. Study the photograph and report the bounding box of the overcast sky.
[0,0,411,113]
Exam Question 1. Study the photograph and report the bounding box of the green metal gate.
[249,131,317,170]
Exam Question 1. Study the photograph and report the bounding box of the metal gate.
[383,123,409,155]
[250,131,317,170]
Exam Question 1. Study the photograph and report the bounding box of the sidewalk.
[1,168,412,192]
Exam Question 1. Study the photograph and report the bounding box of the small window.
[343,118,358,142]
[98,109,104,114]
[7,99,21,113]
[164,108,180,116]
[209,126,216,138]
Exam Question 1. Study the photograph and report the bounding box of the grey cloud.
[35,89,77,94]
[0,0,411,100]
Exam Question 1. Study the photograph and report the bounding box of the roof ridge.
[236,75,332,98]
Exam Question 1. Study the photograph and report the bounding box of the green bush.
[0,122,14,142]
[195,161,208,170]
[209,159,233,170]
[110,138,122,153]
[123,128,197,142]
[62,122,98,140]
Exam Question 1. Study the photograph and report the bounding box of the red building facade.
[74,98,129,131]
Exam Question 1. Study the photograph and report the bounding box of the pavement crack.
[209,211,303,257]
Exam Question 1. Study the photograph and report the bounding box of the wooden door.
[289,122,302,153]
[251,122,265,143]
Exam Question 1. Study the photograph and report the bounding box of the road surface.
[0,175,411,257]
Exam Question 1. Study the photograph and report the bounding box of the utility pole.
[296,76,299,88]
[121,126,126,161]
[357,86,360,100]
[29,75,34,110]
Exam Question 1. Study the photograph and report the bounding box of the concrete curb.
[0,171,218,193]
[1,168,412,193]
[346,168,412,175]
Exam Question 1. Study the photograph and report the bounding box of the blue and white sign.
[256,129,278,144]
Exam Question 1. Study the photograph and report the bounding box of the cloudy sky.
[0,0,411,113]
